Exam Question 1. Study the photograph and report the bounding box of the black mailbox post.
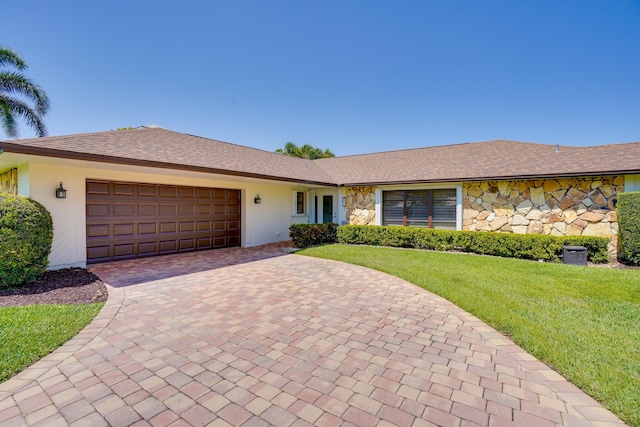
[563,246,588,266]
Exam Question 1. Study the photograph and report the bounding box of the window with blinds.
[382,189,456,229]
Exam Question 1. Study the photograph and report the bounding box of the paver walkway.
[0,244,625,426]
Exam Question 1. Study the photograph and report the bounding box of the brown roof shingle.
[0,127,336,186]
[2,128,639,186]
[314,139,640,185]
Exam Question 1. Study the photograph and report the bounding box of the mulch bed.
[0,268,108,307]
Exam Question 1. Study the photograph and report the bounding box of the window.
[295,191,306,215]
[383,189,456,229]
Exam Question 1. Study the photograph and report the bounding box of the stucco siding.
[13,155,314,270]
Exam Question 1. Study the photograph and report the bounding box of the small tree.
[617,192,640,265]
[0,194,53,287]
[276,142,335,159]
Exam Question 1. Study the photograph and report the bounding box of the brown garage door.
[86,180,240,263]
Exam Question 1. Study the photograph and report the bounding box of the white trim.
[291,189,308,217]
[314,189,339,224]
[375,187,382,226]
[338,187,347,225]
[377,182,463,191]
[456,186,463,231]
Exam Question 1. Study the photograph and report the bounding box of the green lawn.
[300,244,640,426]
[0,303,104,383]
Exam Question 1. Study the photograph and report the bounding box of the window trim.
[292,190,307,216]
[379,184,460,230]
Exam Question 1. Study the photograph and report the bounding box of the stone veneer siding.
[345,177,621,255]
[463,176,622,254]
[345,186,376,225]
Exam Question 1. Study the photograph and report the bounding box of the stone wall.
[463,176,622,254]
[345,186,376,225]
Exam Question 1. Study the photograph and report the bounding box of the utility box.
[563,246,588,266]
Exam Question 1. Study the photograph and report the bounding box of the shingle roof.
[0,127,336,186]
[1,128,639,186]
[315,139,640,185]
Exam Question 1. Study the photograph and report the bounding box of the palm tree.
[0,46,50,138]
[276,142,335,159]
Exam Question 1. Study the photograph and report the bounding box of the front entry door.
[322,195,333,223]
[316,191,337,224]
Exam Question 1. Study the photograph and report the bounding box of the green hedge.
[337,225,609,263]
[617,191,640,265]
[0,194,54,287]
[289,223,338,248]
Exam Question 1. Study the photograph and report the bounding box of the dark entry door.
[322,195,333,223]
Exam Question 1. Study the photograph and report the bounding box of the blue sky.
[3,1,639,155]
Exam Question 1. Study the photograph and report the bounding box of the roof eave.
[339,170,640,187]
[0,143,339,187]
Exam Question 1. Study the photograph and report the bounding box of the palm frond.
[0,94,48,137]
[0,46,27,70]
[1,104,18,138]
[0,72,50,114]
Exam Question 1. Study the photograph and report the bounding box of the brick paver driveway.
[0,244,624,426]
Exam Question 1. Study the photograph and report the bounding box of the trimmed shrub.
[617,191,640,265]
[0,194,53,287]
[337,225,609,263]
[290,223,338,248]
[337,225,455,251]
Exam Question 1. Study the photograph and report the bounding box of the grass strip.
[0,303,104,382]
[300,244,640,426]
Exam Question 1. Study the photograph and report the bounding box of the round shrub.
[0,194,53,287]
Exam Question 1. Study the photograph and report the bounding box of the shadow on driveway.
[88,242,293,287]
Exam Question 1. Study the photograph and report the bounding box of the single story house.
[1,125,639,269]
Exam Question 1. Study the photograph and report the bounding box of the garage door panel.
[87,181,109,195]
[86,180,240,263]
[160,204,178,216]
[138,204,157,216]
[180,204,195,215]
[197,204,211,215]
[179,222,194,232]
[179,239,195,250]
[114,243,135,258]
[197,221,211,231]
[113,203,135,216]
[160,222,177,234]
[160,241,177,253]
[160,186,177,197]
[138,184,157,197]
[196,237,211,249]
[114,183,135,196]
[114,224,135,236]
[138,223,157,235]
[197,188,212,199]
[87,203,109,217]
[212,237,223,246]
[180,187,195,198]
[87,246,110,261]
[87,224,109,238]
[138,242,157,256]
